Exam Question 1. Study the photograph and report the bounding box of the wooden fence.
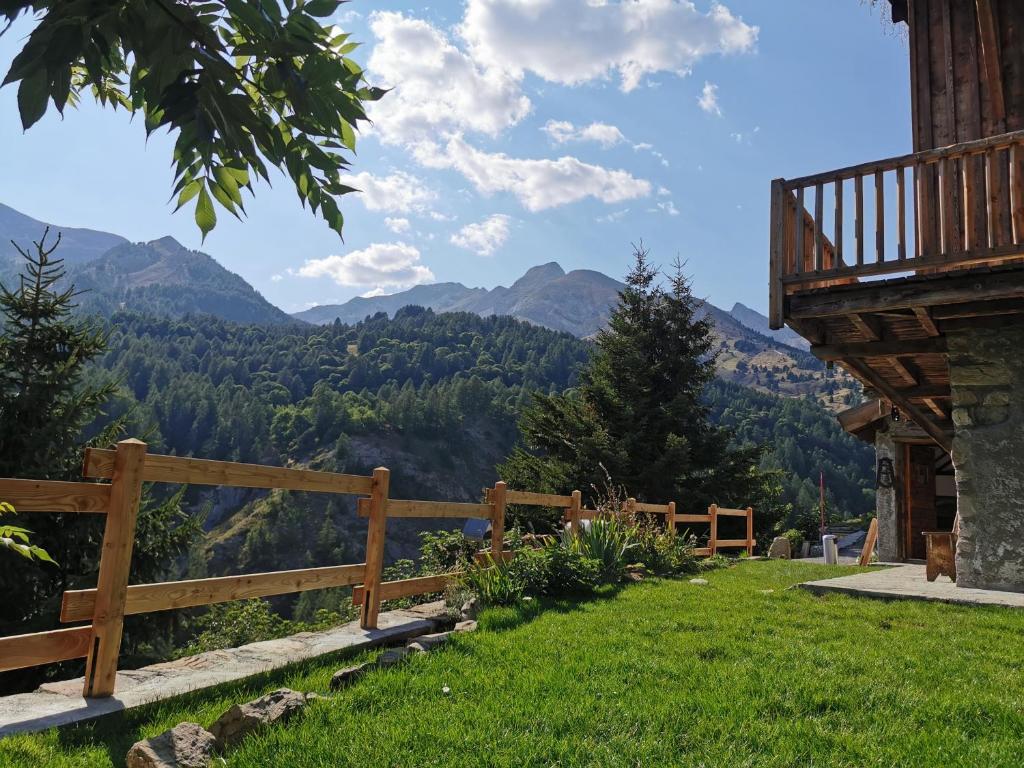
[0,439,755,697]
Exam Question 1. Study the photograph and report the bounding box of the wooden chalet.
[769,0,1024,590]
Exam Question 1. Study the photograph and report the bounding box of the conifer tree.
[500,244,780,530]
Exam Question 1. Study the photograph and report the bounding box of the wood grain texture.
[675,514,712,524]
[84,448,374,496]
[490,482,507,557]
[0,627,93,673]
[84,439,146,698]
[859,518,880,567]
[714,539,751,548]
[61,564,367,623]
[351,572,460,606]
[503,490,574,508]
[359,467,389,630]
[714,508,751,518]
[0,479,110,513]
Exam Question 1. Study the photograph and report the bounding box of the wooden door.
[904,444,938,560]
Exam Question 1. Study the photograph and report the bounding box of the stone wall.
[874,428,900,563]
[948,325,1024,592]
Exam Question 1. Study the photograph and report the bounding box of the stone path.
[799,564,1024,608]
[0,602,448,738]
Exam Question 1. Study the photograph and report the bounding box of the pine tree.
[500,244,779,529]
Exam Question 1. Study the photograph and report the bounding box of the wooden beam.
[924,398,951,420]
[912,307,941,337]
[976,0,1006,128]
[84,449,374,496]
[931,298,1024,320]
[838,357,952,452]
[837,398,886,434]
[887,357,919,387]
[61,563,367,623]
[0,627,93,673]
[902,385,952,400]
[847,313,882,341]
[502,490,574,508]
[858,518,879,567]
[357,498,493,520]
[0,479,110,513]
[351,573,460,607]
[811,337,947,361]
[787,265,1024,320]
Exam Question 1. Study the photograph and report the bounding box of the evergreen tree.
[0,231,200,691]
[500,245,782,531]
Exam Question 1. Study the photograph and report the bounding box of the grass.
[4,560,1024,766]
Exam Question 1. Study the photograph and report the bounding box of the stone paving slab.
[799,564,1024,608]
[0,601,449,738]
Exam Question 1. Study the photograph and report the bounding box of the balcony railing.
[768,129,1024,329]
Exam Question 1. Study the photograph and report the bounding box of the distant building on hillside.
[768,0,1024,590]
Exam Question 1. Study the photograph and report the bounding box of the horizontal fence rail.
[769,129,1024,328]
[0,442,755,698]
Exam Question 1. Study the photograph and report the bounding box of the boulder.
[767,536,792,560]
[377,647,409,667]
[460,597,479,621]
[454,620,477,633]
[126,722,216,768]
[329,662,372,690]
[209,688,307,750]
[406,632,451,653]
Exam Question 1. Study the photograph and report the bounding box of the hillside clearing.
[3,561,1023,766]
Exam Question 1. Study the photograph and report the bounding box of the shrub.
[630,520,699,576]
[465,553,523,606]
[565,516,635,584]
[419,529,480,573]
[541,543,601,595]
[507,548,552,595]
[782,528,805,557]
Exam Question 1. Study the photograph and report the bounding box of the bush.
[507,548,552,595]
[465,553,523,606]
[630,520,699,575]
[541,543,601,595]
[565,516,635,584]
[782,528,805,557]
[419,529,480,573]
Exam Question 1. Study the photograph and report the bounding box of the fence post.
[569,490,582,537]
[491,481,507,559]
[626,497,636,521]
[746,507,755,556]
[667,501,676,536]
[360,467,390,630]
[709,504,719,556]
[83,438,146,698]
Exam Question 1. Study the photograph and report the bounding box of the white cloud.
[657,186,671,197]
[542,120,626,148]
[384,216,411,234]
[297,242,435,292]
[416,135,651,211]
[698,81,722,116]
[270,273,283,282]
[654,200,680,216]
[597,208,629,223]
[345,171,436,213]
[460,0,757,92]
[366,11,531,145]
[450,214,512,256]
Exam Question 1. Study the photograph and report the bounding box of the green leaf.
[195,185,217,240]
[17,69,50,130]
[174,179,203,212]
[303,0,339,17]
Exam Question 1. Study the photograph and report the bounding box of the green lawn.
[4,561,1024,767]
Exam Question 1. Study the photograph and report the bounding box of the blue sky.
[0,1,910,314]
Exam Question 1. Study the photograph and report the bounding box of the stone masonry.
[948,325,1024,592]
[874,427,900,563]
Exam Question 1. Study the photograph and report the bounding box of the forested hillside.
[83,307,872,584]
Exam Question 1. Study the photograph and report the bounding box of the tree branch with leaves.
[1,0,384,239]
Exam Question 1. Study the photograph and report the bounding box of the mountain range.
[0,202,850,407]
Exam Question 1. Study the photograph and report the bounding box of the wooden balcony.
[768,130,1024,450]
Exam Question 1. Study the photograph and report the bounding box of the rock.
[460,597,479,621]
[689,578,709,586]
[767,536,791,560]
[126,722,216,768]
[304,692,324,704]
[406,632,451,653]
[454,620,477,633]
[377,647,409,667]
[209,688,307,750]
[329,663,372,690]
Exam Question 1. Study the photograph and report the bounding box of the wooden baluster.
[1012,143,1024,245]
[963,152,979,252]
[794,187,805,275]
[875,170,885,263]
[359,467,390,630]
[987,147,1012,249]
[709,504,719,556]
[768,179,785,329]
[490,481,507,560]
[897,166,907,260]
[854,174,864,267]
[746,507,755,557]
[666,501,676,537]
[834,178,844,266]
[814,182,824,271]
[938,156,951,256]
[83,439,146,698]
[569,489,582,538]
[914,163,924,258]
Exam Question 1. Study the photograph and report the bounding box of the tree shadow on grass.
[478,583,624,633]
